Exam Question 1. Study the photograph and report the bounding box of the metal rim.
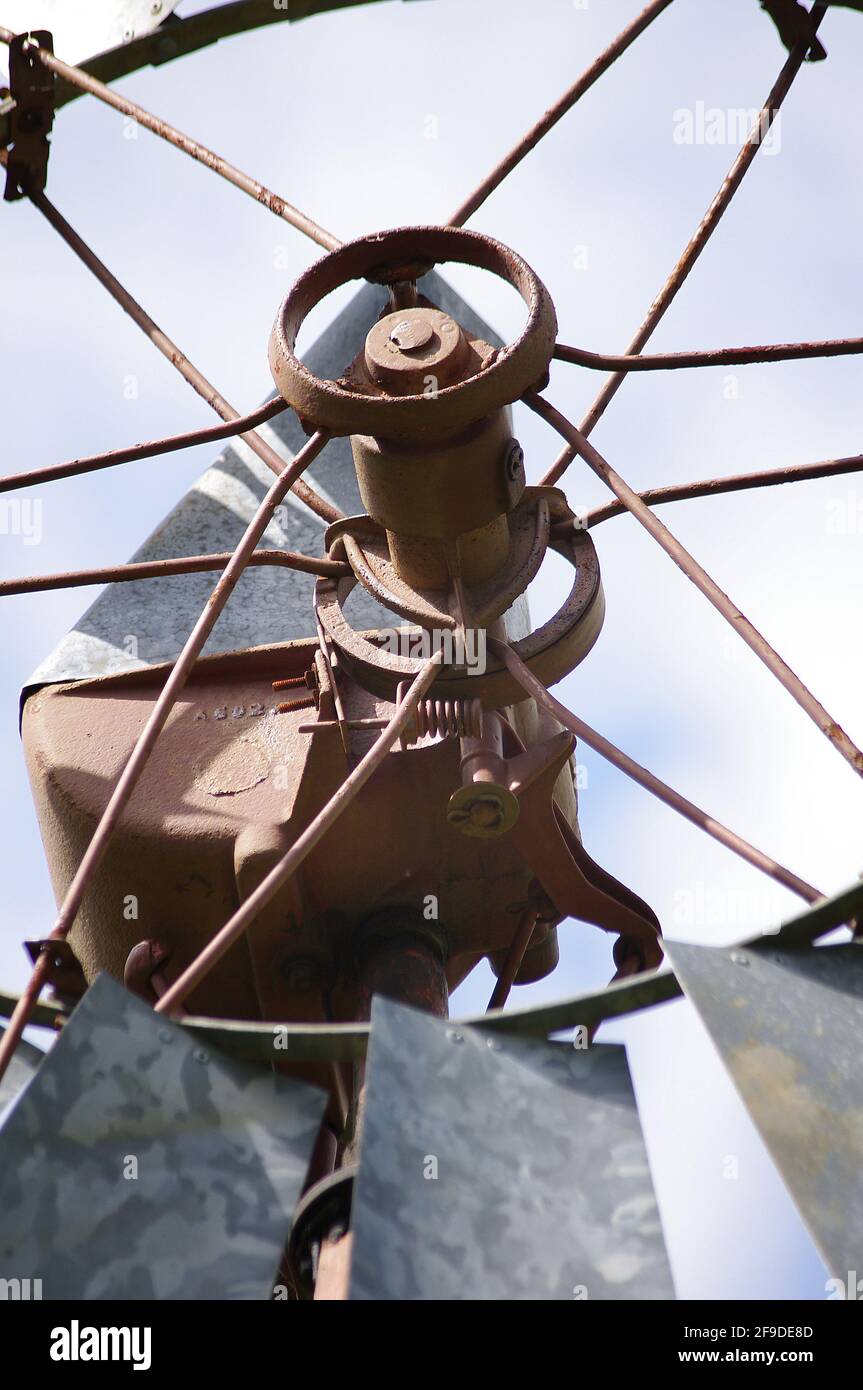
[314,524,605,706]
[329,489,555,631]
[268,225,558,442]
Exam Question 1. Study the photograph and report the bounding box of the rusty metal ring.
[328,488,557,632]
[365,257,436,285]
[269,226,558,443]
[314,525,605,709]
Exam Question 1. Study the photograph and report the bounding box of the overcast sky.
[1,0,862,1299]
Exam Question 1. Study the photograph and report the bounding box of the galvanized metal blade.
[349,997,674,1300]
[0,2,179,71]
[666,940,863,1280]
[0,973,326,1299]
[0,1023,44,1119]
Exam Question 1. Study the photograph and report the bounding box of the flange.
[268,225,558,443]
[326,488,553,632]
[314,522,605,709]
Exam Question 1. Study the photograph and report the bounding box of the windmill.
[1,0,862,1305]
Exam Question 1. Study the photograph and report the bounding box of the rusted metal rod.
[0,430,329,1089]
[0,548,349,597]
[487,638,821,905]
[154,652,444,1015]
[0,396,287,493]
[0,27,341,253]
[530,394,863,779]
[542,3,827,483]
[448,0,675,227]
[486,907,540,1012]
[553,334,863,373]
[26,186,343,524]
[561,452,863,529]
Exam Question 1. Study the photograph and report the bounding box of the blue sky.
[1,0,861,1298]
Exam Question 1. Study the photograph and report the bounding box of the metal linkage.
[0,396,287,494]
[541,2,828,483]
[153,652,444,1016]
[0,548,349,598]
[570,452,863,529]
[0,27,341,253]
[0,430,329,1088]
[448,0,675,227]
[553,334,863,373]
[25,185,342,525]
[3,29,54,201]
[486,907,540,1012]
[487,637,821,905]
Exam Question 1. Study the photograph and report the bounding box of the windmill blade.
[0,973,326,1299]
[666,940,863,1280]
[0,1022,44,1118]
[0,2,180,71]
[349,997,674,1300]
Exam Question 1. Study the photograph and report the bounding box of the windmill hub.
[20,223,661,1157]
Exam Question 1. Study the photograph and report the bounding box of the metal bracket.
[24,937,87,1000]
[4,31,54,202]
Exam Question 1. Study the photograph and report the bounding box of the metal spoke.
[570,452,863,528]
[0,27,341,253]
[486,638,821,903]
[25,184,343,524]
[0,429,329,1087]
[153,652,444,1016]
[0,397,287,494]
[529,395,863,779]
[486,907,540,1012]
[448,0,675,228]
[541,2,828,484]
[0,549,349,598]
[553,333,863,373]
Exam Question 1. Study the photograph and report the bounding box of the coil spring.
[414,697,482,740]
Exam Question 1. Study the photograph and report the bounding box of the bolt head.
[446,782,520,839]
[364,307,468,394]
[469,800,503,829]
[389,317,434,352]
[505,441,524,481]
